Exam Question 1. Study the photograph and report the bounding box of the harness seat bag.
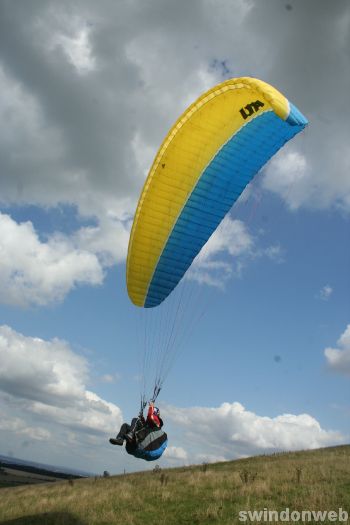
[126,427,168,461]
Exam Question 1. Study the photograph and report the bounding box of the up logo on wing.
[239,100,265,120]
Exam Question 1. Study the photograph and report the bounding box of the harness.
[125,391,167,461]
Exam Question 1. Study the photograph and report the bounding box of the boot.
[109,437,124,446]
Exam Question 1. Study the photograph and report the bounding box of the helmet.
[153,407,160,416]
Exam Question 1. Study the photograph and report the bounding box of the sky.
[0,0,349,476]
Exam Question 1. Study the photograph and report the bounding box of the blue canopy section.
[145,109,307,307]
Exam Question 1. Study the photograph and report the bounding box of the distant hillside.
[0,454,92,478]
[0,455,92,490]
[0,445,349,525]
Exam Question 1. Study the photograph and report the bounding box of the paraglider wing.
[127,77,308,308]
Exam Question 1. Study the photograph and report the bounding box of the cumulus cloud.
[0,412,51,442]
[188,217,253,287]
[0,323,346,471]
[0,325,122,439]
[164,446,188,462]
[200,217,253,261]
[0,211,131,307]
[73,214,130,267]
[0,0,349,220]
[263,149,311,210]
[324,324,350,376]
[0,1,142,219]
[0,325,88,404]
[0,212,104,306]
[164,401,345,462]
[188,216,284,288]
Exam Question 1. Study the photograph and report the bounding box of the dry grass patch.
[0,446,349,525]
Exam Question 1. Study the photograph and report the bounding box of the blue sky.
[0,0,349,475]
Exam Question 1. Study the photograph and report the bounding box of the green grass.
[0,445,349,524]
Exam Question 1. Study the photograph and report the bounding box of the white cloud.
[199,217,253,261]
[164,401,345,462]
[263,149,311,210]
[0,412,51,441]
[164,446,188,462]
[53,27,96,74]
[324,324,350,376]
[0,213,103,306]
[100,373,121,384]
[195,452,227,464]
[0,211,131,307]
[263,244,284,263]
[188,217,253,287]
[29,390,121,436]
[0,0,349,226]
[188,216,284,288]
[0,325,88,404]
[318,285,333,301]
[0,323,346,471]
[0,325,123,438]
[74,215,130,267]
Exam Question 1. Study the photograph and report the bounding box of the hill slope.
[0,445,349,525]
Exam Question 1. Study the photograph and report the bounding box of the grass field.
[0,445,349,524]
